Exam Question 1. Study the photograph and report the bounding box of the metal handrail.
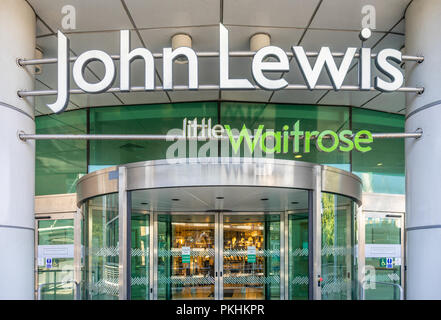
[360,280,404,300]
[17,51,425,66]
[18,132,423,142]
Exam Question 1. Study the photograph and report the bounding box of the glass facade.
[35,102,402,301]
[37,218,75,300]
[321,193,358,300]
[80,189,361,300]
[352,109,405,194]
[82,193,119,300]
[35,110,87,196]
[35,102,405,196]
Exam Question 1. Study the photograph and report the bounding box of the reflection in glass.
[364,215,402,300]
[158,215,215,300]
[223,215,280,300]
[37,219,74,300]
[131,212,150,300]
[321,193,357,300]
[82,193,119,300]
[288,213,309,299]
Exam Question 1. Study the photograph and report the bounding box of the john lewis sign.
[48,24,406,113]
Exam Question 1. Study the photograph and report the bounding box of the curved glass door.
[221,214,281,300]
[157,214,215,300]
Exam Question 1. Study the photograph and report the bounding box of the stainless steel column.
[405,0,441,299]
[118,166,130,299]
[312,166,322,300]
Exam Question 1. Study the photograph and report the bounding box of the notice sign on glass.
[182,246,191,264]
[247,246,256,263]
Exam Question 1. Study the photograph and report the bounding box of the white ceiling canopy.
[28,0,412,116]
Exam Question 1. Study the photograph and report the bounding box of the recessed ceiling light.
[377,162,383,166]
[294,155,302,159]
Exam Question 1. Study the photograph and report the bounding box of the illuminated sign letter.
[163,47,198,90]
[374,49,403,92]
[219,24,253,89]
[292,46,356,90]
[47,31,70,114]
[120,30,155,91]
[252,46,289,90]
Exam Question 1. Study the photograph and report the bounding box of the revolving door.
[76,158,362,300]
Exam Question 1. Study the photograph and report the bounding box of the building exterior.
[0,0,438,300]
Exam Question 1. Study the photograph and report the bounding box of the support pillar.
[405,0,441,300]
[0,0,36,299]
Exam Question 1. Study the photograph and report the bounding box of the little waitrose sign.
[48,24,407,114]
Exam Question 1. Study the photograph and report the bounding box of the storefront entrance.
[134,212,297,300]
[77,158,361,300]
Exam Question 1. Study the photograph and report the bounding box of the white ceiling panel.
[125,0,220,29]
[300,29,383,51]
[221,90,272,103]
[36,18,52,36]
[310,0,411,32]
[131,186,308,212]
[270,89,327,105]
[362,91,406,113]
[223,0,321,28]
[371,33,404,53]
[28,0,132,32]
[225,26,304,51]
[116,91,170,105]
[139,26,218,52]
[168,91,219,102]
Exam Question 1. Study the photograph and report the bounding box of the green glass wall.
[220,102,350,170]
[89,102,218,172]
[35,110,87,195]
[352,109,405,194]
[35,103,405,196]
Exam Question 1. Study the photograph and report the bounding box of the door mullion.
[214,213,219,300]
[219,212,224,300]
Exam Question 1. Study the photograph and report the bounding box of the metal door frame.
[34,211,76,300]
[75,158,363,300]
[363,211,405,296]
[151,211,217,300]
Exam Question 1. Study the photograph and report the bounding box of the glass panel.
[288,212,309,299]
[352,108,405,194]
[157,215,171,300]
[321,193,357,300]
[157,214,215,300]
[220,102,350,170]
[364,214,402,300]
[35,110,87,195]
[83,193,119,300]
[130,210,150,300]
[223,214,280,300]
[37,219,74,300]
[89,102,218,172]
